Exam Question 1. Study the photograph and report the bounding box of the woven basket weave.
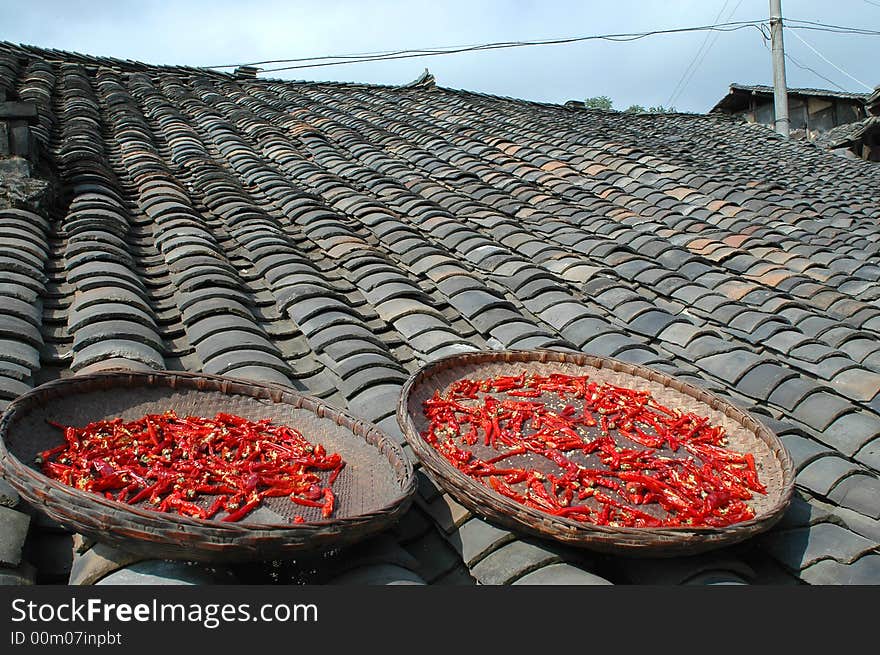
[398,349,795,557]
[0,371,415,562]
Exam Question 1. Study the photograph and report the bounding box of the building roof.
[813,116,880,150]
[2,40,880,585]
[712,83,873,114]
[867,86,880,116]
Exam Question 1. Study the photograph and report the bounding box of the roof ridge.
[728,82,872,101]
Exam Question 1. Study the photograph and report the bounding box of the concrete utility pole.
[769,0,790,138]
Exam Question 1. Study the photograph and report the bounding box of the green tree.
[584,95,613,110]
[625,104,674,113]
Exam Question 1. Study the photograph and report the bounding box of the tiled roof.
[1,41,880,585]
[729,83,872,101]
[867,86,880,116]
[712,83,873,113]
[813,116,880,150]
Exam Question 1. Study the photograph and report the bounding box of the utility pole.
[769,0,790,138]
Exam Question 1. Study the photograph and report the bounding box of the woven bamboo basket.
[397,349,795,557]
[0,370,415,562]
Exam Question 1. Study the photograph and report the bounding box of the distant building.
[712,83,880,161]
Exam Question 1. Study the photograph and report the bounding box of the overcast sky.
[2,1,878,112]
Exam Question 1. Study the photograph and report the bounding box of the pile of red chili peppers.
[423,372,766,528]
[38,411,345,523]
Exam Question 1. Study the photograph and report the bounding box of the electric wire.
[784,19,880,36]
[758,24,849,92]
[668,0,747,107]
[666,0,732,106]
[786,28,874,90]
[205,20,766,72]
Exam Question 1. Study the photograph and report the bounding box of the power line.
[666,0,732,106]
[668,0,747,107]
[786,28,873,90]
[862,0,880,8]
[758,24,848,92]
[207,20,765,73]
[784,19,880,36]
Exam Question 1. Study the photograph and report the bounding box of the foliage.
[583,95,613,110]
[583,96,675,113]
[625,104,674,113]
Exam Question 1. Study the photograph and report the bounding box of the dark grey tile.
[695,349,765,384]
[72,320,163,352]
[0,507,30,568]
[684,334,738,358]
[656,321,706,347]
[513,562,613,585]
[329,562,426,585]
[200,349,290,376]
[0,296,41,326]
[298,311,363,337]
[828,368,880,402]
[762,522,877,570]
[790,391,854,432]
[800,553,880,585]
[403,529,462,583]
[775,492,833,529]
[0,478,20,508]
[796,456,862,496]
[225,366,298,388]
[768,377,826,411]
[345,383,404,422]
[828,475,880,519]
[286,297,355,324]
[183,314,265,345]
[177,297,253,330]
[72,339,164,371]
[334,352,406,379]
[434,564,477,585]
[627,311,679,338]
[68,302,156,333]
[538,302,593,331]
[406,329,468,354]
[0,375,31,400]
[194,329,277,361]
[735,363,797,400]
[391,313,449,339]
[446,290,507,319]
[470,307,521,333]
[820,412,880,457]
[523,291,576,315]
[469,540,562,585]
[391,506,433,544]
[311,324,387,354]
[445,517,514,567]
[779,434,835,471]
[855,438,880,471]
[415,469,443,504]
[582,329,644,356]
[413,489,471,534]
[558,316,617,347]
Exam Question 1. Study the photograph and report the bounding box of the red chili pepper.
[42,412,345,524]
[222,497,260,522]
[423,371,767,529]
[321,487,335,518]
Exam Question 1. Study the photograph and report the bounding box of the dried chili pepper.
[39,411,345,523]
[423,371,766,529]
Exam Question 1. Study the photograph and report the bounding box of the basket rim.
[396,348,796,549]
[0,369,416,534]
